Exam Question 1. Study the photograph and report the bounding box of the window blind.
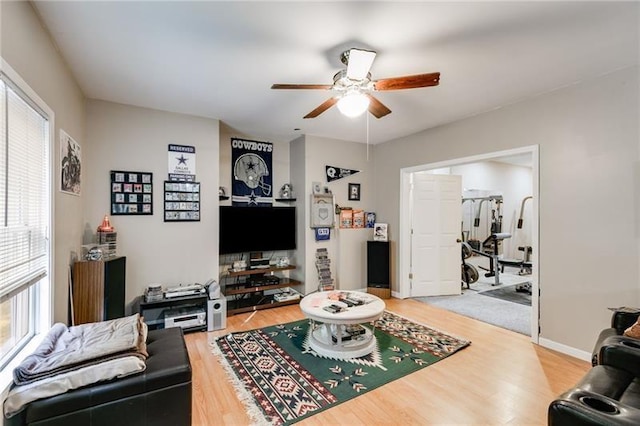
[0,75,49,302]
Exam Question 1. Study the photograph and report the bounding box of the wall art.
[348,183,361,201]
[60,130,81,196]
[164,180,200,222]
[110,170,153,215]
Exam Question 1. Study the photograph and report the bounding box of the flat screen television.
[219,206,296,255]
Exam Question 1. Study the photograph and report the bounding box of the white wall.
[84,100,220,310]
[1,1,86,323]
[373,66,639,353]
[297,135,376,294]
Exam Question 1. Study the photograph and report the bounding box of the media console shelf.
[137,294,208,333]
[223,265,302,315]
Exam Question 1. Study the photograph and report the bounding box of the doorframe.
[398,145,540,343]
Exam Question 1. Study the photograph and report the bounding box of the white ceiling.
[33,1,638,145]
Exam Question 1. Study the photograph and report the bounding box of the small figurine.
[279,183,293,199]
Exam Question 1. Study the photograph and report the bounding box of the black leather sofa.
[548,309,640,425]
[4,327,192,426]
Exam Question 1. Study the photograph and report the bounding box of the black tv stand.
[222,265,302,315]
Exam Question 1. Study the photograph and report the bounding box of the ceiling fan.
[271,48,440,119]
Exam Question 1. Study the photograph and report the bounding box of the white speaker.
[207,296,226,331]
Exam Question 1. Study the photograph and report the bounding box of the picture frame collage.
[110,170,153,215]
[164,181,201,222]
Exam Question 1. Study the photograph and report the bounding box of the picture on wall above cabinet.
[366,212,376,228]
[374,223,389,241]
[60,130,81,196]
[110,170,153,215]
[348,183,361,201]
[164,181,200,222]
[231,138,273,206]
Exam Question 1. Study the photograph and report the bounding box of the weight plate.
[462,263,479,284]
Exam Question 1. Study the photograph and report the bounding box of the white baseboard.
[538,337,591,362]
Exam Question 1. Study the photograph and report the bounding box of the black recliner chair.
[591,308,640,365]
[548,308,640,426]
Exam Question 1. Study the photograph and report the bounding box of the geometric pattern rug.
[212,311,470,425]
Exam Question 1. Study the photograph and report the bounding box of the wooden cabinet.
[223,265,302,315]
[72,256,126,325]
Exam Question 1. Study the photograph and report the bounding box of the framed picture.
[111,170,153,215]
[365,212,376,228]
[374,223,388,241]
[60,130,81,196]
[164,180,201,222]
[348,183,361,201]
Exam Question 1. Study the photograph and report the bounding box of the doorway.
[398,146,539,342]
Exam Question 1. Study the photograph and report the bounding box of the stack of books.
[315,248,334,291]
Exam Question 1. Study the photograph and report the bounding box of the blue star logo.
[248,191,257,205]
[176,155,188,165]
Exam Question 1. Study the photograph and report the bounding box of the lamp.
[337,91,370,118]
[97,215,114,232]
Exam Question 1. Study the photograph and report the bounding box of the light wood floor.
[184,298,590,425]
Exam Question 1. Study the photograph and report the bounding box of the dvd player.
[249,275,280,286]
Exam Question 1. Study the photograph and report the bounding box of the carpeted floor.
[415,257,532,335]
[212,311,470,425]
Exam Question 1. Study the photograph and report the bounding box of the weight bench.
[498,245,532,276]
[4,327,192,426]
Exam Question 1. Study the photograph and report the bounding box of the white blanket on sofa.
[4,314,148,418]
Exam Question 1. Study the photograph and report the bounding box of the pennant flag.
[325,165,360,182]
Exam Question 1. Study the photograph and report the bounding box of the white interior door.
[410,173,462,297]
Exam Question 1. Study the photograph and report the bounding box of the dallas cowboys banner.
[325,165,360,182]
[232,138,273,206]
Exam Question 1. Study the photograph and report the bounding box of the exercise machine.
[471,232,512,286]
[462,194,503,251]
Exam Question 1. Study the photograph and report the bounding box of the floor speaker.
[367,241,391,298]
[207,296,227,331]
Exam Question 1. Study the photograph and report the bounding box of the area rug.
[212,311,470,425]
[479,284,531,306]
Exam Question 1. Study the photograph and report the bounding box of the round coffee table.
[299,291,386,359]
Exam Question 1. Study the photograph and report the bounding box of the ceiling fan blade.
[271,84,333,90]
[346,48,376,80]
[374,72,440,91]
[304,97,338,119]
[366,94,392,119]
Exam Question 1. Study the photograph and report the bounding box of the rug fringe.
[210,336,276,426]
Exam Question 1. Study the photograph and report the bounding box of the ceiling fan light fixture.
[337,91,370,118]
